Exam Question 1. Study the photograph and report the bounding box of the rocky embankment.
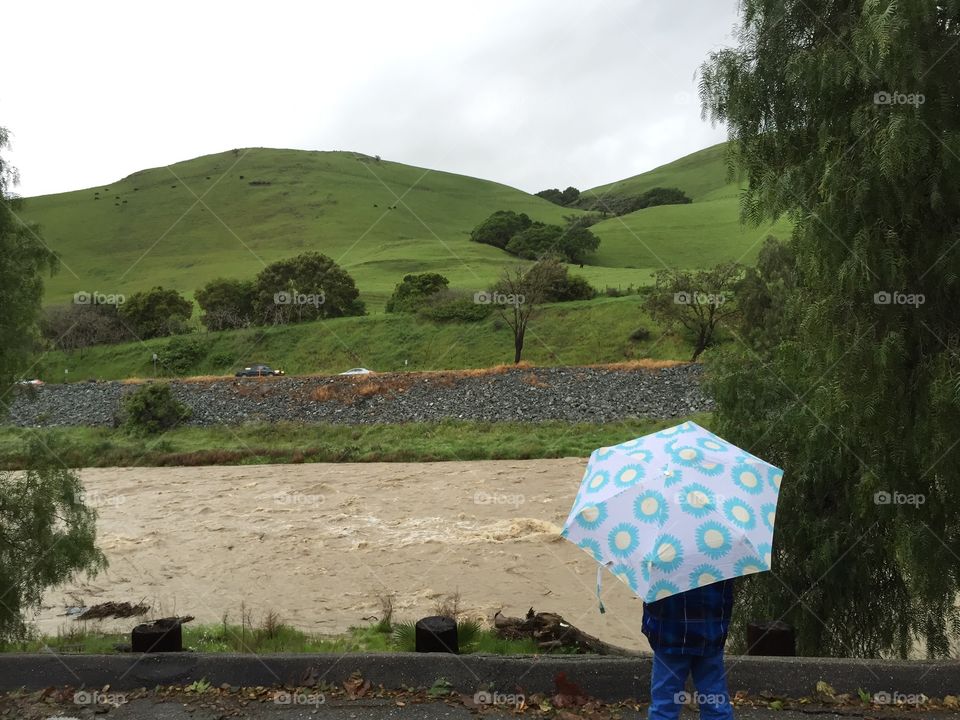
[5,364,712,427]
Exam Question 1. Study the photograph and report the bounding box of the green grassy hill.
[586,143,737,202]
[586,143,792,271]
[22,144,787,314]
[22,149,584,311]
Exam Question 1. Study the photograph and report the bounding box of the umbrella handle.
[597,564,606,614]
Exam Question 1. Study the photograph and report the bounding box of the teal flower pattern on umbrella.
[756,543,773,568]
[655,422,696,438]
[663,467,683,486]
[735,555,767,576]
[731,462,764,495]
[608,522,641,558]
[584,470,610,494]
[614,464,645,488]
[575,502,607,530]
[648,533,684,573]
[760,502,777,531]
[688,563,724,589]
[578,538,603,562]
[697,436,729,453]
[633,490,669,525]
[768,467,783,491]
[647,579,682,601]
[723,497,757,530]
[611,563,639,592]
[695,520,733,560]
[678,482,716,517]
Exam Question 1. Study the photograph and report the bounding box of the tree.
[734,237,798,353]
[643,262,743,361]
[470,211,600,264]
[0,129,58,390]
[41,303,130,355]
[700,0,960,656]
[492,264,551,363]
[581,187,691,216]
[505,223,600,264]
[560,186,581,206]
[535,186,581,206]
[385,273,449,313]
[525,257,596,302]
[0,128,104,643]
[253,251,365,324]
[535,188,565,205]
[505,223,563,259]
[555,224,601,265]
[118,286,193,339]
[195,278,256,331]
[469,210,532,250]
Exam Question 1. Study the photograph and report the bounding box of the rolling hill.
[21,143,789,312]
[22,149,583,310]
[585,144,792,271]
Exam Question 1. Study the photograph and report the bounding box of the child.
[642,579,735,720]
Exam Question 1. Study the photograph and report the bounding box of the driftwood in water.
[77,600,150,621]
[493,607,644,656]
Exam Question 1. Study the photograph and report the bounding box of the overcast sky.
[2,1,739,198]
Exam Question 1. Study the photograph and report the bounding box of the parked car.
[339,367,372,375]
[235,364,285,377]
[16,378,44,386]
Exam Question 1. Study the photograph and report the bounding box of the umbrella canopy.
[561,420,782,606]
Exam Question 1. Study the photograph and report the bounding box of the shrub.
[469,210,533,250]
[525,257,596,302]
[158,337,206,375]
[196,278,256,331]
[121,384,192,435]
[118,286,193,339]
[208,351,235,370]
[418,290,492,323]
[385,273,449,313]
[582,187,692,216]
[629,327,651,342]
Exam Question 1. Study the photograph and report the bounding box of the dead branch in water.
[493,607,645,656]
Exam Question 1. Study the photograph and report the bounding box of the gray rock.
[4,365,713,427]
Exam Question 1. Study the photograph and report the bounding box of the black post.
[415,616,459,654]
[131,617,185,653]
[746,620,796,656]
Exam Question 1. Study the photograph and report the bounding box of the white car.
[339,368,372,375]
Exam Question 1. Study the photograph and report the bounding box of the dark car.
[235,364,285,377]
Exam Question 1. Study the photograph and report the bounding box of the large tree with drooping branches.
[700,1,960,657]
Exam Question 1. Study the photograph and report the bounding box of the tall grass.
[0,415,710,469]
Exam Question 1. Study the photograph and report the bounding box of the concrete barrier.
[1,652,958,700]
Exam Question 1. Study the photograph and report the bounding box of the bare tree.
[493,264,550,364]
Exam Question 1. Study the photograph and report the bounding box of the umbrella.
[560,420,782,609]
